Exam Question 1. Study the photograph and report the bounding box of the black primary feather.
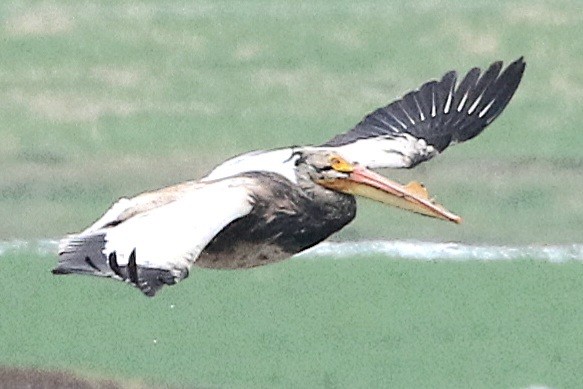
[53,234,109,276]
[127,249,139,285]
[108,252,122,278]
[54,236,184,297]
[109,249,183,297]
[322,57,526,153]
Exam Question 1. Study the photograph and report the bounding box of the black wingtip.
[107,249,179,297]
[51,267,71,275]
[511,55,527,80]
[321,57,526,159]
[108,251,122,278]
[506,56,527,77]
[84,256,101,272]
[127,249,139,285]
[54,233,110,276]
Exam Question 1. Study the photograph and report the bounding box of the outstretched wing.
[321,57,526,169]
[54,177,256,296]
[78,180,203,234]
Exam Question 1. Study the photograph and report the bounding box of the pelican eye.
[329,156,354,173]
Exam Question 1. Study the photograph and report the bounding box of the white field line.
[1,239,583,263]
[297,241,583,262]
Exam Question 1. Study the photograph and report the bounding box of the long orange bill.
[331,165,462,223]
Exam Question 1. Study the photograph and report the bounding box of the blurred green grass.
[2,3,583,388]
[0,0,582,242]
[2,251,583,388]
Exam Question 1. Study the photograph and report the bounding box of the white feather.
[444,89,453,114]
[413,95,425,121]
[478,99,496,118]
[318,135,436,169]
[203,148,299,183]
[467,94,483,115]
[388,112,408,129]
[81,198,133,234]
[457,92,469,112]
[100,177,255,273]
[431,89,437,117]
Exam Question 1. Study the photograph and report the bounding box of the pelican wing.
[54,177,256,296]
[321,57,526,169]
[79,180,201,234]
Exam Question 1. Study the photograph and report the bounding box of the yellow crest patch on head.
[329,155,354,173]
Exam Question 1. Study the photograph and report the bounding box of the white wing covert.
[54,177,256,296]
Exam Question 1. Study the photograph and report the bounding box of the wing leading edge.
[321,57,526,169]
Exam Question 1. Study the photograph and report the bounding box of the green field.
[1,0,583,387]
[2,250,583,388]
[0,0,582,243]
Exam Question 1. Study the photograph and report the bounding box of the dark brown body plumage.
[196,172,356,269]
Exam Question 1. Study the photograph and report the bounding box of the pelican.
[54,58,526,296]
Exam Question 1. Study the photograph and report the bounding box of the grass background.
[3,251,583,388]
[0,0,581,243]
[1,0,582,387]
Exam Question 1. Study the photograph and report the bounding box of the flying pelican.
[54,58,526,296]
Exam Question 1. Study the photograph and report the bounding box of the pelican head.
[295,149,462,223]
[294,149,354,182]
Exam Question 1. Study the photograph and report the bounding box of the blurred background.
[1,1,583,388]
[1,0,581,244]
